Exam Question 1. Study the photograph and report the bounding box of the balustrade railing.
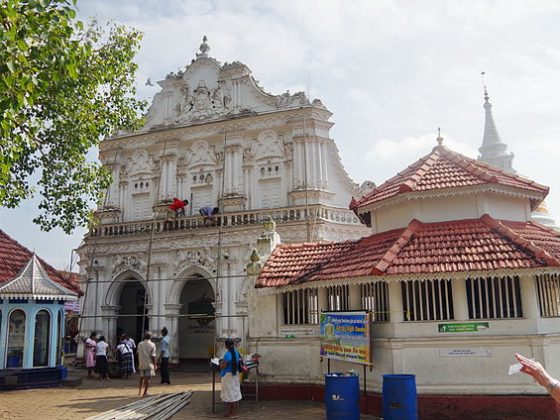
[89,204,362,238]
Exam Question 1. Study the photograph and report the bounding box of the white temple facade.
[77,37,371,362]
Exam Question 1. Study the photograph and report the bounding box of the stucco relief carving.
[275,90,309,108]
[128,150,155,176]
[112,254,147,277]
[253,130,284,160]
[178,80,232,122]
[173,249,216,276]
[187,140,215,167]
[353,180,376,199]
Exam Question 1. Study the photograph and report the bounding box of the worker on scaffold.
[168,197,188,217]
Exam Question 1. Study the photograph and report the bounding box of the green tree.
[0,0,145,233]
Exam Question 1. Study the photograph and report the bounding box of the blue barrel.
[382,374,417,420]
[325,372,360,420]
[60,367,68,380]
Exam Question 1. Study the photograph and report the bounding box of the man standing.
[159,327,171,384]
[137,331,157,397]
[123,334,136,373]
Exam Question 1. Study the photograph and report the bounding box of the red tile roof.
[0,230,82,295]
[350,145,548,211]
[256,216,560,288]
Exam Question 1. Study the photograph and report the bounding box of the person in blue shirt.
[219,338,242,418]
[159,327,171,384]
[199,206,219,226]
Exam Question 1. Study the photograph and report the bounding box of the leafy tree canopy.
[0,0,145,233]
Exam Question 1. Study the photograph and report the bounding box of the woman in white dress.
[219,338,242,418]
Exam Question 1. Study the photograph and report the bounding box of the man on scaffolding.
[168,197,188,217]
[199,206,219,226]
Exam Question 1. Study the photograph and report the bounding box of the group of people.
[85,331,124,380]
[167,197,220,226]
[85,329,243,415]
[83,328,171,390]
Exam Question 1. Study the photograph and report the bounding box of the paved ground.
[0,369,378,419]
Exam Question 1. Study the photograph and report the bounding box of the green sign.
[438,322,489,333]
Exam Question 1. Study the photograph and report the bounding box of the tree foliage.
[0,0,145,233]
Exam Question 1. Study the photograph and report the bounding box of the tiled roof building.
[247,135,560,418]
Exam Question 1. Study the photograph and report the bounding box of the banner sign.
[320,311,371,365]
[438,322,489,333]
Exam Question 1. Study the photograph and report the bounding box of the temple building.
[0,230,80,389]
[77,37,371,361]
[247,132,560,417]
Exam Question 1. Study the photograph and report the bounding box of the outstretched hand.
[515,353,552,387]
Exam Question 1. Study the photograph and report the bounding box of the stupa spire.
[477,72,515,173]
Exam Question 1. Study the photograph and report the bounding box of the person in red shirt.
[168,198,188,216]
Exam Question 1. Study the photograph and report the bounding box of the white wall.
[372,193,530,234]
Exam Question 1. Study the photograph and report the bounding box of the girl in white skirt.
[220,338,242,418]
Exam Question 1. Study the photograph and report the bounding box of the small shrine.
[0,230,80,389]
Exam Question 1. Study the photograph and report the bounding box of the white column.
[388,280,404,323]
[520,273,539,319]
[49,310,59,367]
[321,142,328,189]
[163,304,182,364]
[451,277,469,321]
[349,284,361,310]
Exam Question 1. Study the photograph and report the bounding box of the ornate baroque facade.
[77,37,371,361]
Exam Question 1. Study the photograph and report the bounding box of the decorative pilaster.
[452,277,470,321]
[388,280,404,323]
[520,273,539,319]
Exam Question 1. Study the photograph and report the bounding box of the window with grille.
[361,282,389,322]
[466,276,522,319]
[283,288,319,325]
[326,285,349,311]
[401,279,454,321]
[535,273,560,317]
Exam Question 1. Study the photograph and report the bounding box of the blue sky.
[2,0,560,269]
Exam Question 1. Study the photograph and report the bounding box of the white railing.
[89,204,363,238]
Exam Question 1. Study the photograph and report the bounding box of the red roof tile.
[351,145,548,211]
[0,230,82,295]
[256,216,560,287]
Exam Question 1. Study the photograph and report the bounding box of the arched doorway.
[178,275,215,363]
[117,280,148,345]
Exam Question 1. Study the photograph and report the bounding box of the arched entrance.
[178,275,215,362]
[116,280,148,345]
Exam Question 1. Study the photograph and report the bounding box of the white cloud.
[5,0,560,269]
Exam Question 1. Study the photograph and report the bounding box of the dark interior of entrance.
[179,275,215,366]
[117,280,148,345]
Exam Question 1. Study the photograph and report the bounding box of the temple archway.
[178,274,215,363]
[116,279,148,345]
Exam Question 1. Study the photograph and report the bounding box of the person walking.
[137,331,157,397]
[159,327,171,384]
[84,331,97,378]
[94,336,110,380]
[220,338,242,418]
[116,335,134,379]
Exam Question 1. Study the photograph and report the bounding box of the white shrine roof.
[0,254,78,301]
